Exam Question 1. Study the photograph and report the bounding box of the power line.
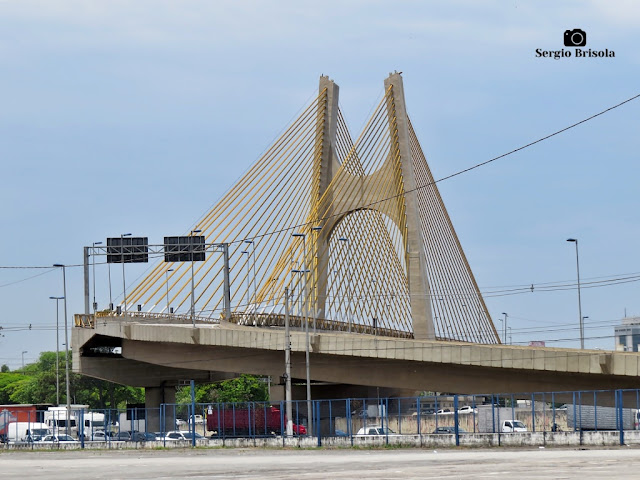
[244,92,640,244]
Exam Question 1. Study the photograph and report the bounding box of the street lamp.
[165,269,174,313]
[241,250,251,321]
[21,351,27,373]
[567,238,584,349]
[501,312,508,345]
[108,255,113,311]
[310,227,322,333]
[120,233,132,314]
[338,237,351,333]
[292,232,312,436]
[49,296,64,405]
[244,240,257,325]
[92,241,102,313]
[53,263,71,435]
[190,230,201,328]
[372,278,379,335]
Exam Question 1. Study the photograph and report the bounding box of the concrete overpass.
[73,314,640,410]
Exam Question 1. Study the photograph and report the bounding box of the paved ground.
[2,447,640,479]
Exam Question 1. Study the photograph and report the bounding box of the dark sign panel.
[106,237,149,263]
[164,236,206,262]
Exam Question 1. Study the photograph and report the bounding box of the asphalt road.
[2,447,639,479]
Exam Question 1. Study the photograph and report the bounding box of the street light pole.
[284,287,293,437]
[191,230,201,328]
[501,312,508,345]
[92,241,102,313]
[49,296,64,405]
[338,237,351,333]
[120,233,132,314]
[310,227,322,333]
[293,232,312,437]
[567,238,584,349]
[241,250,250,322]
[244,240,257,326]
[165,269,174,313]
[107,259,113,311]
[53,264,71,435]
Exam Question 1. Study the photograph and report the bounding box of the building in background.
[614,317,640,352]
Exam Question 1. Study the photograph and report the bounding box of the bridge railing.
[74,312,221,328]
[230,312,414,338]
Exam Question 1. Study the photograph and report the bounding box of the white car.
[458,406,477,414]
[38,434,79,444]
[88,430,107,441]
[355,426,397,436]
[163,430,204,441]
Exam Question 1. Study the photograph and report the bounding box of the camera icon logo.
[564,28,587,47]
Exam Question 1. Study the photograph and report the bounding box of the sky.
[1,0,639,369]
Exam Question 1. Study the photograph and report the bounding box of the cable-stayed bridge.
[73,74,640,432]
[87,72,497,344]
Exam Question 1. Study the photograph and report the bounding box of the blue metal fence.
[2,387,640,448]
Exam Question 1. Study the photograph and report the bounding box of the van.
[6,422,50,442]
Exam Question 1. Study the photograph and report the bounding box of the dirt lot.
[2,446,640,479]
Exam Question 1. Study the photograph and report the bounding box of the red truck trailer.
[206,405,306,436]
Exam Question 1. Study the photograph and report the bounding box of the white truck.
[501,419,527,432]
[477,405,528,433]
[82,411,108,439]
[6,422,50,442]
[44,405,88,437]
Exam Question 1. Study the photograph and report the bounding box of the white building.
[614,317,640,352]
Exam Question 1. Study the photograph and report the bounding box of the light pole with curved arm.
[53,263,71,435]
[567,238,584,349]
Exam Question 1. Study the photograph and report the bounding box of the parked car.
[130,432,158,442]
[38,434,79,444]
[111,431,133,441]
[355,426,397,436]
[433,426,468,434]
[501,420,527,433]
[436,409,453,415]
[88,430,108,441]
[164,430,204,441]
[111,431,157,442]
[457,406,477,414]
[334,429,349,437]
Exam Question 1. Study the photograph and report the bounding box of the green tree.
[176,375,269,404]
[1,364,9,373]
[1,351,143,409]
[0,372,26,404]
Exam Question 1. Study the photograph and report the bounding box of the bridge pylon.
[122,73,499,344]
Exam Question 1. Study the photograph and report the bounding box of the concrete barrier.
[3,430,639,450]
